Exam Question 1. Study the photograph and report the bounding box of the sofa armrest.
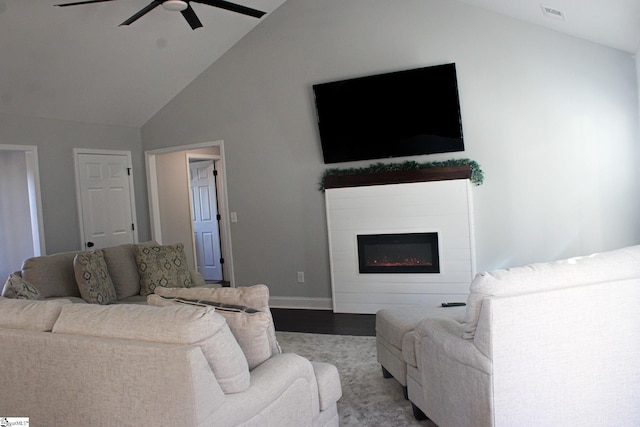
[415,317,491,374]
[214,353,320,425]
[310,361,342,411]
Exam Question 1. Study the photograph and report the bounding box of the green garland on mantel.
[319,158,484,191]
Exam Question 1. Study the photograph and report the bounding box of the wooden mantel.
[323,165,471,189]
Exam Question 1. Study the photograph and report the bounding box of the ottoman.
[376,305,466,399]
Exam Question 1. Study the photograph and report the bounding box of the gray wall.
[142,0,640,299]
[0,113,150,255]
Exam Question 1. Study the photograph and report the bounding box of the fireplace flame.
[368,257,433,267]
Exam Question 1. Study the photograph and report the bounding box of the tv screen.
[313,63,464,164]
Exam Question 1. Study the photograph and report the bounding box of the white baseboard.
[269,296,333,310]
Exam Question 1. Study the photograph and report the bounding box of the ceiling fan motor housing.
[163,1,188,12]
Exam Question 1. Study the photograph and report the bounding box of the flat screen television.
[312,63,464,164]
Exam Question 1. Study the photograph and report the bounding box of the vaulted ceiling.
[1,0,638,128]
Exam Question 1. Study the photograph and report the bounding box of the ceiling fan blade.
[181,5,203,30]
[54,0,119,6]
[119,0,161,26]
[192,0,266,19]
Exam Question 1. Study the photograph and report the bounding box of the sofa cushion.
[2,272,44,300]
[463,245,640,339]
[133,243,192,295]
[190,269,206,287]
[0,298,71,331]
[148,294,273,370]
[21,251,82,298]
[154,285,280,357]
[73,250,118,305]
[102,243,141,299]
[52,303,250,393]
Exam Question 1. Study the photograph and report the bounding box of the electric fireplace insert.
[357,232,440,274]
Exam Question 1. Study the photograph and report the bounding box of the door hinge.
[131,223,135,231]
[127,168,131,176]
[213,169,218,176]
[216,214,221,221]
[220,258,225,264]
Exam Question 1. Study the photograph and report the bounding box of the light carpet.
[276,331,435,427]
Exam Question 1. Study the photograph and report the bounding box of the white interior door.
[76,152,136,250]
[190,160,223,281]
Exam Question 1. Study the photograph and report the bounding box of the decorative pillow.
[154,284,280,356]
[73,250,118,305]
[148,294,274,369]
[133,243,192,296]
[52,303,250,393]
[1,272,44,300]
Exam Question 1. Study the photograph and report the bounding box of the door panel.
[77,153,135,249]
[190,161,223,281]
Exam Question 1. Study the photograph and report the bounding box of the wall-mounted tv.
[312,63,464,164]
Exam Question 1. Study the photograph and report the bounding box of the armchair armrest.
[415,317,493,426]
[415,317,491,374]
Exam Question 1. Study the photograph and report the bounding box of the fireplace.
[325,178,475,313]
[357,232,440,274]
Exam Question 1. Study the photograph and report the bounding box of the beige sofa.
[409,245,640,426]
[1,242,207,304]
[0,297,342,426]
[1,243,343,425]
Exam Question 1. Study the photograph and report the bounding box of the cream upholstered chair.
[411,245,640,427]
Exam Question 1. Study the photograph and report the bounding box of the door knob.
[87,241,95,248]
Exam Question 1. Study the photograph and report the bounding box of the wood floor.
[271,308,376,336]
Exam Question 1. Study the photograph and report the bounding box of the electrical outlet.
[297,271,305,284]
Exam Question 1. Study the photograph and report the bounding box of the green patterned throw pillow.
[73,250,118,304]
[133,243,193,296]
[2,273,44,300]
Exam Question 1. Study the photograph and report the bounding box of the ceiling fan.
[54,0,267,30]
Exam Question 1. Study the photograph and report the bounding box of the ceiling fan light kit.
[163,1,188,12]
[55,0,267,30]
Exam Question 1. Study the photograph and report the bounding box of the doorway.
[0,145,45,280]
[145,141,234,286]
[188,157,223,281]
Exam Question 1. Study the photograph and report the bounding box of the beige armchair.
[411,245,640,427]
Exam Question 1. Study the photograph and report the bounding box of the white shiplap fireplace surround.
[324,167,476,314]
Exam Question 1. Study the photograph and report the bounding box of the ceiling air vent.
[540,5,566,21]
